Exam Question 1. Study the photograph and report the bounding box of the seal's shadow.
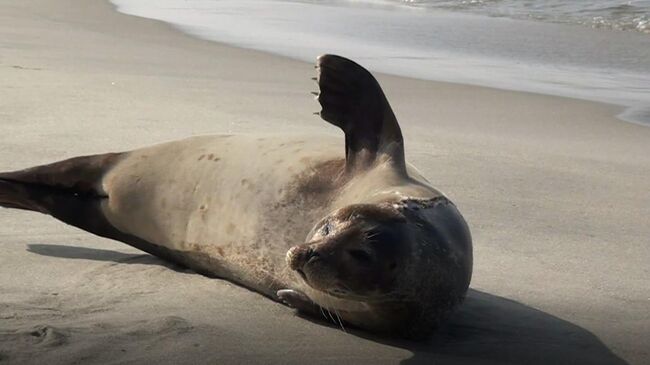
[26,244,627,365]
[26,244,181,270]
[365,289,628,365]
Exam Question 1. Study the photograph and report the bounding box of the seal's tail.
[0,153,122,215]
[0,153,202,273]
[0,178,46,212]
[0,172,120,244]
[0,153,127,240]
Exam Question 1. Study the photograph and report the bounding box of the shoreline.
[109,0,650,126]
[0,0,649,364]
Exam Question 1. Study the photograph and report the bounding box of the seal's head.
[286,198,472,337]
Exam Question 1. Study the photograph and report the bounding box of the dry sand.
[1,0,649,364]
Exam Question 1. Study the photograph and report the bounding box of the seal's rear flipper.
[0,154,191,270]
[0,153,122,213]
[0,154,138,251]
[315,55,405,173]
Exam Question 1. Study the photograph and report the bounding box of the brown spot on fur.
[208,154,215,160]
[213,158,220,162]
[198,155,205,161]
[216,247,225,256]
[241,179,249,186]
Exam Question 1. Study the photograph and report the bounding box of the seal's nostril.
[306,248,321,264]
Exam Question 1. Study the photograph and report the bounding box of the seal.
[0,55,472,338]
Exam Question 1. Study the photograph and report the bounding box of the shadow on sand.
[356,289,628,365]
[26,244,177,268]
[27,244,627,365]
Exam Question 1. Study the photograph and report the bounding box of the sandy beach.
[1,0,649,364]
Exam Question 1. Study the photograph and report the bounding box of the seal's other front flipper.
[315,54,405,173]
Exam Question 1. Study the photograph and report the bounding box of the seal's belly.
[101,135,342,290]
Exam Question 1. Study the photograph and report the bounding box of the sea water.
[382,0,650,33]
[110,0,650,125]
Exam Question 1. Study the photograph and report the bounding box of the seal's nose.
[286,245,313,270]
[287,244,324,271]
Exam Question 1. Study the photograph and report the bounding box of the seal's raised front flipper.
[315,54,405,173]
[0,154,191,271]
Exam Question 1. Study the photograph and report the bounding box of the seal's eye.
[347,249,373,264]
[321,222,331,236]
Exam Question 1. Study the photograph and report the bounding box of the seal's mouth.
[296,268,308,282]
[326,287,350,298]
[326,288,404,303]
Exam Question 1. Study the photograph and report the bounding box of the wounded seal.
[0,55,472,338]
